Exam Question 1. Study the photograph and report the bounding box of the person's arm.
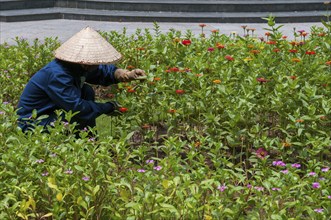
[85,64,119,86]
[46,71,115,121]
[86,64,147,85]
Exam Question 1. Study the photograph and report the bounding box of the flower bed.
[0,17,330,219]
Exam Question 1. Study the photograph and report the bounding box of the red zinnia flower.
[225,55,234,61]
[127,89,136,93]
[326,61,331,66]
[207,47,215,52]
[305,51,316,55]
[170,67,180,72]
[182,39,191,46]
[168,109,176,113]
[175,89,185,95]
[273,48,280,53]
[199,24,207,28]
[119,107,128,113]
[289,49,298,53]
[266,41,277,45]
[256,77,268,83]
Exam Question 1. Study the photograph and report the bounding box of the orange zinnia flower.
[199,24,207,28]
[141,124,151,129]
[213,79,221,84]
[168,109,176,113]
[216,43,225,49]
[325,61,331,65]
[153,77,161,81]
[250,50,260,54]
[291,58,301,62]
[296,119,304,123]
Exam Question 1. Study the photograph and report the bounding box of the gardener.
[17,26,146,133]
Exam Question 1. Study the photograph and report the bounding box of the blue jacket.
[17,59,118,130]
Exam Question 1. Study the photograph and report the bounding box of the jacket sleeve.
[86,64,119,86]
[46,71,114,121]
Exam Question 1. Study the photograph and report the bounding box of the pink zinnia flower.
[36,159,44,164]
[153,166,162,171]
[314,208,324,213]
[82,176,90,181]
[137,169,146,173]
[291,163,301,168]
[146,159,154,164]
[254,186,264,191]
[256,148,268,159]
[312,182,320,189]
[272,160,286,167]
[308,172,316,176]
[321,167,329,172]
[217,185,227,192]
[281,169,289,174]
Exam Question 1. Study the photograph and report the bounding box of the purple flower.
[254,186,264,191]
[272,160,286,167]
[49,153,57,157]
[137,169,146,173]
[291,163,301,168]
[0,111,4,115]
[42,172,49,176]
[3,102,9,105]
[153,166,162,171]
[36,159,44,164]
[321,167,329,172]
[280,169,289,174]
[314,208,324,213]
[272,187,281,191]
[146,159,154,164]
[64,169,73,174]
[217,185,227,192]
[247,184,252,189]
[312,182,320,189]
[82,176,90,181]
[88,137,96,142]
[308,172,316,176]
[328,195,331,199]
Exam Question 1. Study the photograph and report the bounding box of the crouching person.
[17,27,146,135]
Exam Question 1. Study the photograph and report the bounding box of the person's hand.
[106,101,122,116]
[114,68,146,82]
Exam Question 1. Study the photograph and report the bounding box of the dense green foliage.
[1,17,331,219]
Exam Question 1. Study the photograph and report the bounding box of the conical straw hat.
[54,27,122,65]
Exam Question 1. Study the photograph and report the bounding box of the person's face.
[81,64,99,73]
